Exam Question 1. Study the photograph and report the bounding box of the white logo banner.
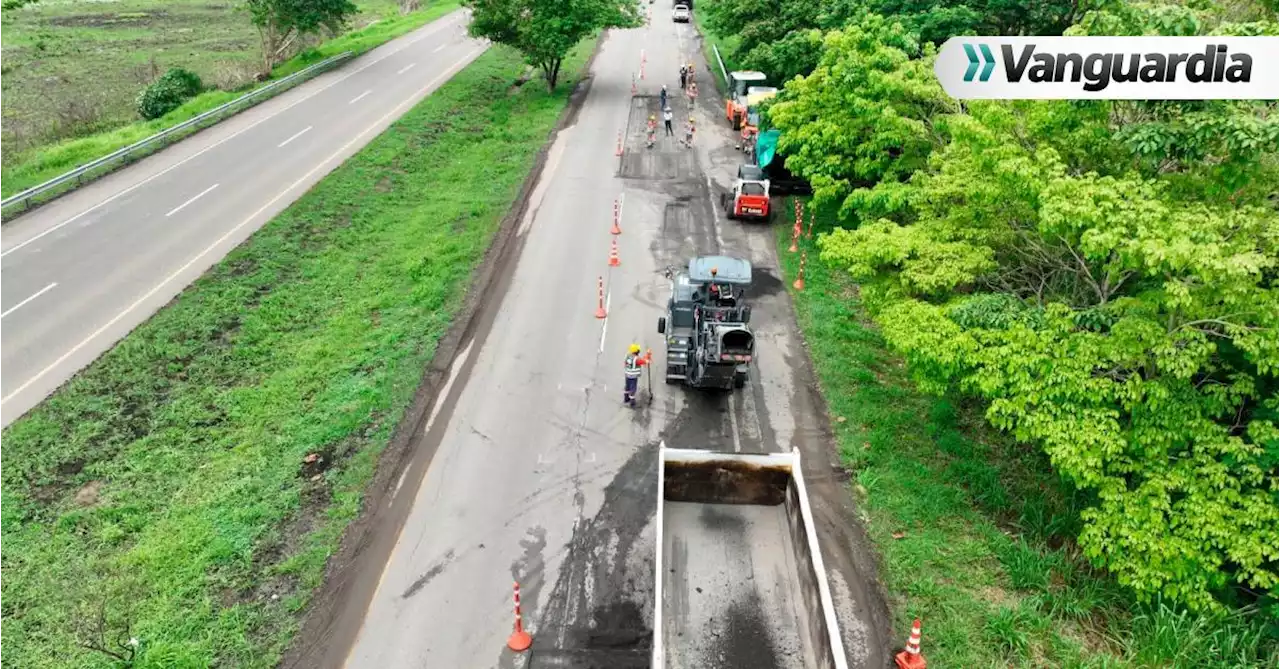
[935,36,1280,100]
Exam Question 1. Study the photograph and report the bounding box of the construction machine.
[657,256,754,390]
[722,164,771,221]
[724,71,777,130]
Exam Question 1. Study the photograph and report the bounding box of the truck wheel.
[665,376,679,385]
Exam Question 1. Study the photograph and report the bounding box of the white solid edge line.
[277,126,314,148]
[0,12,468,260]
[1,282,58,319]
[599,289,612,353]
[397,62,417,75]
[165,183,219,217]
[1,47,487,408]
[349,90,372,104]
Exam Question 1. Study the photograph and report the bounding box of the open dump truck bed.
[653,446,848,669]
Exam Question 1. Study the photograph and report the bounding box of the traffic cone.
[793,251,806,291]
[507,582,533,652]
[611,198,622,235]
[608,239,621,267]
[616,130,624,156]
[894,618,926,669]
[788,227,799,253]
[595,276,607,319]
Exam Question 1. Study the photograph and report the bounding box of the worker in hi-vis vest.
[623,343,651,407]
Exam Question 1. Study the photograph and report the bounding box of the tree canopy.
[465,0,639,90]
[758,0,1280,612]
[243,0,358,74]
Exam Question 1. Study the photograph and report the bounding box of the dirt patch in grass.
[0,43,593,669]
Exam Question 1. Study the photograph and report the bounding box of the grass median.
[1,0,461,200]
[776,208,1277,668]
[1,41,592,669]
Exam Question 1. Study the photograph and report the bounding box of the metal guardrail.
[712,44,730,91]
[1,51,355,217]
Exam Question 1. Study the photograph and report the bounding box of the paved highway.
[0,9,486,426]
[285,2,892,667]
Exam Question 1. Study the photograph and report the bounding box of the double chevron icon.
[963,44,997,82]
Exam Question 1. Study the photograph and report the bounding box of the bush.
[135,67,203,120]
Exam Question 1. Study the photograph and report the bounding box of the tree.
[765,18,958,222]
[243,0,358,76]
[465,0,639,91]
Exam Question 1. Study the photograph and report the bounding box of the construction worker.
[686,81,698,108]
[623,344,650,406]
[682,116,696,148]
[679,64,688,90]
[659,84,668,109]
[663,107,674,136]
[646,114,657,148]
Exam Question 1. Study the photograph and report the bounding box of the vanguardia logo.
[936,37,1277,100]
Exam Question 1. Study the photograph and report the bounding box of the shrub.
[135,67,203,120]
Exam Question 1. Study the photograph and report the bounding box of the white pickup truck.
[652,444,849,669]
[671,4,691,22]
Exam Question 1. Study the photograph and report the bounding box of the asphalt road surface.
[288,3,893,668]
[0,9,486,427]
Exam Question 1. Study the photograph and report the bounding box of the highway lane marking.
[598,289,612,353]
[1,47,488,410]
[1,283,57,319]
[433,44,447,53]
[397,62,417,75]
[0,12,473,260]
[165,183,219,217]
[424,339,475,436]
[277,126,313,148]
[349,90,372,104]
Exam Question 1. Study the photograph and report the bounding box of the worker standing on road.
[659,84,668,109]
[623,344,650,407]
[663,107,674,136]
[686,81,698,109]
[682,116,696,148]
[679,64,688,90]
[647,114,657,148]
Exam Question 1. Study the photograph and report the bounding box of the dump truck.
[652,444,850,669]
[755,129,811,196]
[657,256,755,390]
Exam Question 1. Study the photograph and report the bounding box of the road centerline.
[165,183,219,217]
[278,126,314,148]
[1,282,58,319]
[350,90,372,104]
[397,62,417,75]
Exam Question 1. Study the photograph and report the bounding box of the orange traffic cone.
[594,276,607,319]
[611,198,622,235]
[608,239,621,267]
[894,618,926,669]
[793,251,806,291]
[788,227,799,253]
[507,582,533,652]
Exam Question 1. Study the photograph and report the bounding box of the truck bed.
[661,501,818,668]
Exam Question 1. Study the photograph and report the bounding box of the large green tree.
[244,0,358,75]
[465,0,638,90]
[769,0,1280,610]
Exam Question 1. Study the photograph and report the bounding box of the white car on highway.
[672,4,690,22]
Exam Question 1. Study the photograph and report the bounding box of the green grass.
[775,207,1279,668]
[0,42,591,669]
[1,0,460,198]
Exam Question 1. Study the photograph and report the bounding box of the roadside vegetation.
[0,0,460,197]
[0,40,592,668]
[698,0,1278,664]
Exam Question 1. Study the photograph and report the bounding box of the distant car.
[672,5,690,22]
